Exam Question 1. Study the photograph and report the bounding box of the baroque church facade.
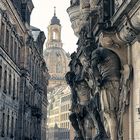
[66,0,140,140]
[44,9,71,140]
[0,0,49,140]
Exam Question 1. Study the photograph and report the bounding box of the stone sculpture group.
[65,25,131,140]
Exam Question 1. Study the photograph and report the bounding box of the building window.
[10,36,14,58]
[7,114,9,136]
[0,65,2,88]
[10,116,14,138]
[5,29,9,52]
[17,80,19,101]
[0,22,5,47]
[14,41,17,63]
[9,73,11,95]
[4,69,7,93]
[53,31,56,40]
[17,45,20,65]
[13,77,16,100]
[1,113,5,137]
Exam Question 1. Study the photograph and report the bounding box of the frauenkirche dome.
[43,7,70,86]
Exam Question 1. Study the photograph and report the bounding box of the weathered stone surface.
[67,0,140,139]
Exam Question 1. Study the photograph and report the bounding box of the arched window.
[53,31,56,40]
[52,29,59,41]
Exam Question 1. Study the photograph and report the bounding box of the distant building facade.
[0,0,49,140]
[47,124,70,140]
[44,9,71,140]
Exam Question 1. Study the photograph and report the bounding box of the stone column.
[131,41,140,139]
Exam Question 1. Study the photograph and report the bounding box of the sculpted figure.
[65,72,86,140]
[66,58,94,140]
[79,44,108,140]
[91,46,122,140]
[69,52,77,72]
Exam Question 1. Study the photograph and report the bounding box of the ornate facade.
[44,9,71,140]
[67,0,140,140]
[0,0,49,140]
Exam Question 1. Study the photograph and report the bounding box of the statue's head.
[65,71,76,86]
[75,79,90,91]
[70,52,77,60]
[74,59,83,71]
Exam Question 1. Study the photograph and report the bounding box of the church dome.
[51,15,60,25]
[44,47,70,80]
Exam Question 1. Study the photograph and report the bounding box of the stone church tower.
[44,7,70,89]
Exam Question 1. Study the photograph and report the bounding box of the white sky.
[31,0,78,54]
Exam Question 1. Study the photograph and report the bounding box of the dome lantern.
[47,7,62,47]
[50,7,61,26]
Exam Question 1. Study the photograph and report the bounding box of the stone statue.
[79,44,108,140]
[66,33,108,139]
[65,71,85,140]
[66,69,97,140]
[91,46,122,140]
[69,52,77,72]
[65,71,78,110]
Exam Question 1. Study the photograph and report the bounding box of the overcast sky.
[31,0,78,54]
